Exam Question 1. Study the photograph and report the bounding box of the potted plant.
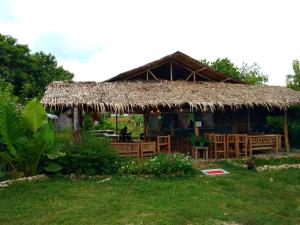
[189,135,208,147]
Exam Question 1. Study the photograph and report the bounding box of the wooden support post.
[247,108,251,133]
[170,59,173,81]
[194,127,200,136]
[115,113,119,134]
[73,107,79,130]
[144,113,148,137]
[284,109,290,152]
[170,110,174,136]
[78,105,83,128]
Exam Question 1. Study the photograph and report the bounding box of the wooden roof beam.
[148,70,159,81]
[221,78,234,82]
[172,60,213,81]
[124,60,169,81]
[185,72,194,81]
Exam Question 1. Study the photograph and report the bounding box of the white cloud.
[1,0,300,85]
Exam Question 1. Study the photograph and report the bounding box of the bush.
[56,133,120,175]
[0,162,6,181]
[117,153,195,177]
[267,110,300,149]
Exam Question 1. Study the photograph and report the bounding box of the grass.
[228,156,300,167]
[0,164,300,225]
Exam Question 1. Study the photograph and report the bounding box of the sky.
[0,0,300,85]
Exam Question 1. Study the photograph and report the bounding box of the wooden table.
[191,146,209,159]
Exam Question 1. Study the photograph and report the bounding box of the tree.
[286,59,300,91]
[0,33,73,101]
[239,62,268,85]
[201,58,268,85]
[210,58,241,80]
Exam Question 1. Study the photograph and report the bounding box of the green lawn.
[1,164,300,225]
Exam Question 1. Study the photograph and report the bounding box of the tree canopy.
[286,59,300,91]
[0,33,73,101]
[201,58,268,85]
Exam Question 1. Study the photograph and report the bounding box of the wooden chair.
[212,134,226,159]
[226,134,237,158]
[204,133,215,158]
[140,142,156,158]
[191,146,209,159]
[236,134,248,158]
[157,135,171,153]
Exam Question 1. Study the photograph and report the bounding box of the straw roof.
[41,80,300,112]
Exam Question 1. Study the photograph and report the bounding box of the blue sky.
[32,33,102,63]
[0,0,16,22]
[1,0,300,85]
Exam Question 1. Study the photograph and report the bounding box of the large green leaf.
[21,98,47,133]
[46,142,66,160]
[44,161,62,172]
[0,99,26,157]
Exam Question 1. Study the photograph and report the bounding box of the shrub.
[117,153,195,177]
[56,133,120,175]
[116,159,143,175]
[83,114,94,131]
[145,154,195,176]
[189,135,209,147]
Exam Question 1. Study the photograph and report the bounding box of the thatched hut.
[42,51,300,155]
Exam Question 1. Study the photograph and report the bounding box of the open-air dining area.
[110,132,282,160]
[41,52,300,161]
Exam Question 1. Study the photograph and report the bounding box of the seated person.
[187,120,194,129]
[119,126,132,142]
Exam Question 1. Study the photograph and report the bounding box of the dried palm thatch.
[41,80,300,112]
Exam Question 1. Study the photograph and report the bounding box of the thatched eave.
[41,80,300,113]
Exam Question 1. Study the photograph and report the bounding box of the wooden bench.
[248,135,280,156]
[110,142,140,157]
[111,142,157,158]
[140,142,156,158]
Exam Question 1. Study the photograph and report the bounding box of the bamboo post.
[284,109,290,152]
[78,105,83,128]
[170,59,173,81]
[73,107,79,130]
[170,110,174,136]
[194,126,200,136]
[144,113,148,137]
[115,113,119,134]
[247,108,251,133]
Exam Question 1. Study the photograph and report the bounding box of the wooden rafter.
[222,78,233,82]
[148,70,159,81]
[124,60,169,81]
[172,60,214,81]
[185,72,194,81]
[194,67,207,73]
